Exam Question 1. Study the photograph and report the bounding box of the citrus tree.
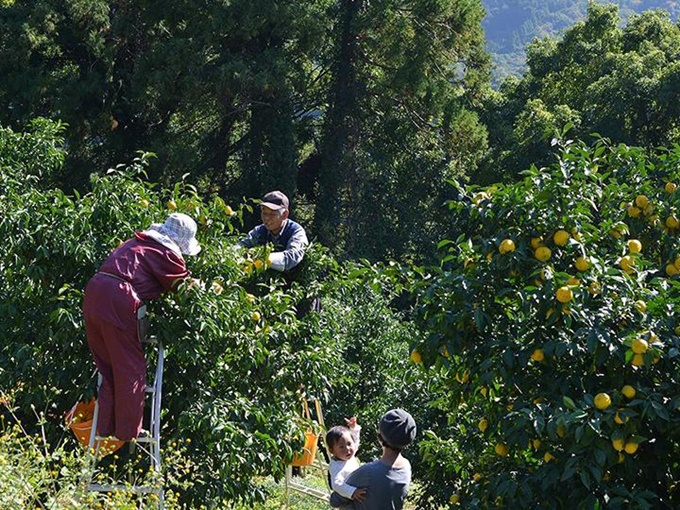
[410,137,680,508]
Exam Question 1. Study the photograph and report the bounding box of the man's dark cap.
[261,190,289,211]
[379,409,416,449]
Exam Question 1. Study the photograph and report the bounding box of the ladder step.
[87,483,162,495]
[146,385,156,393]
[93,435,158,444]
[133,436,158,444]
[93,435,122,443]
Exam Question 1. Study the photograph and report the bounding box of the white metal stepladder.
[82,304,166,508]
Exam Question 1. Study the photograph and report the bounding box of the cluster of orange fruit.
[478,386,642,465]
[620,190,680,275]
[593,390,642,460]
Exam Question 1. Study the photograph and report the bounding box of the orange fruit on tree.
[614,409,629,424]
[253,259,264,270]
[167,199,178,210]
[621,385,636,399]
[534,246,551,262]
[531,349,545,362]
[575,256,590,272]
[627,205,641,218]
[624,441,639,454]
[478,418,488,432]
[544,452,555,462]
[410,350,422,364]
[588,281,602,295]
[250,311,262,322]
[631,353,645,367]
[619,255,634,273]
[627,239,642,253]
[499,239,515,254]
[556,286,573,303]
[665,182,677,193]
[631,338,648,354]
[553,229,570,246]
[635,194,649,209]
[494,443,509,456]
[594,392,612,410]
[612,438,625,452]
[530,237,544,249]
[666,215,679,229]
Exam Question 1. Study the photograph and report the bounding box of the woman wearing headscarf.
[83,213,201,441]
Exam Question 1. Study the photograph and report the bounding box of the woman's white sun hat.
[143,213,201,256]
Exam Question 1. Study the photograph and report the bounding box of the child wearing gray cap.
[329,408,416,510]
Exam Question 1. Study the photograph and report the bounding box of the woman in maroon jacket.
[83,213,200,441]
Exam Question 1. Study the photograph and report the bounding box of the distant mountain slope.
[482,0,680,83]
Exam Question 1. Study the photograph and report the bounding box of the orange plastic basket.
[290,430,319,467]
[65,398,124,456]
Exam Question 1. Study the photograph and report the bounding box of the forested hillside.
[483,0,680,82]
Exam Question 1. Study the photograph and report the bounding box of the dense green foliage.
[0,0,491,263]
[411,138,680,508]
[4,1,680,508]
[314,0,491,260]
[0,0,332,195]
[481,4,680,183]
[482,0,680,82]
[0,121,424,507]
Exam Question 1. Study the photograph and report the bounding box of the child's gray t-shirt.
[329,459,411,509]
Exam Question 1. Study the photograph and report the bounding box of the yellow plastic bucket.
[65,398,125,456]
[290,431,319,467]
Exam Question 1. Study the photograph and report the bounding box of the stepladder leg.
[81,339,166,508]
[285,464,292,508]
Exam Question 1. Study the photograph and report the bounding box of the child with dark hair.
[326,417,367,503]
[330,409,416,510]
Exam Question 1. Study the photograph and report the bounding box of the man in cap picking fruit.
[238,190,308,272]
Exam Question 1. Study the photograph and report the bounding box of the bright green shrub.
[0,119,421,507]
